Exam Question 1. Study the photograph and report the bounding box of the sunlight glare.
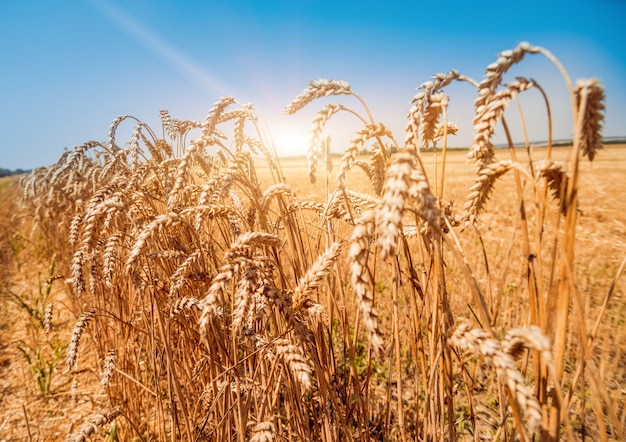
[272,124,309,158]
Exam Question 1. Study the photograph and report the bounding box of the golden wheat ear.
[284,79,352,115]
[574,78,605,161]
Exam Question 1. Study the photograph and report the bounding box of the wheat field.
[1,42,625,441]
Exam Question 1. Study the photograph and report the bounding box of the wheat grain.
[199,96,236,140]
[169,250,202,299]
[66,409,122,442]
[232,266,257,332]
[285,79,352,115]
[160,109,176,139]
[71,249,86,299]
[376,151,439,259]
[451,323,542,435]
[100,350,116,388]
[69,212,83,246]
[307,104,346,183]
[224,231,281,263]
[502,326,552,364]
[461,160,514,229]
[468,77,535,166]
[43,302,53,334]
[249,421,274,442]
[574,78,605,161]
[126,212,181,272]
[405,69,470,149]
[369,142,390,196]
[259,183,295,215]
[67,310,96,370]
[294,241,342,308]
[535,160,569,215]
[171,296,203,317]
[421,91,448,147]
[276,338,312,390]
[432,122,459,143]
[348,209,384,354]
[108,115,131,150]
[103,233,123,288]
[337,123,392,189]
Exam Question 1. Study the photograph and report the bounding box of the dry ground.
[1,145,625,440]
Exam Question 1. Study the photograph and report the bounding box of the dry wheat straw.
[284,79,352,115]
[66,409,122,442]
[67,310,96,370]
[574,78,605,161]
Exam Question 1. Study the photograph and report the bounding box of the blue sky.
[1,0,624,169]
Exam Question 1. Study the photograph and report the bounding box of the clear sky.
[1,0,624,170]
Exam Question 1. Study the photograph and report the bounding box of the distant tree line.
[0,168,31,177]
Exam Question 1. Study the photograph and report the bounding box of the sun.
[272,124,309,158]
